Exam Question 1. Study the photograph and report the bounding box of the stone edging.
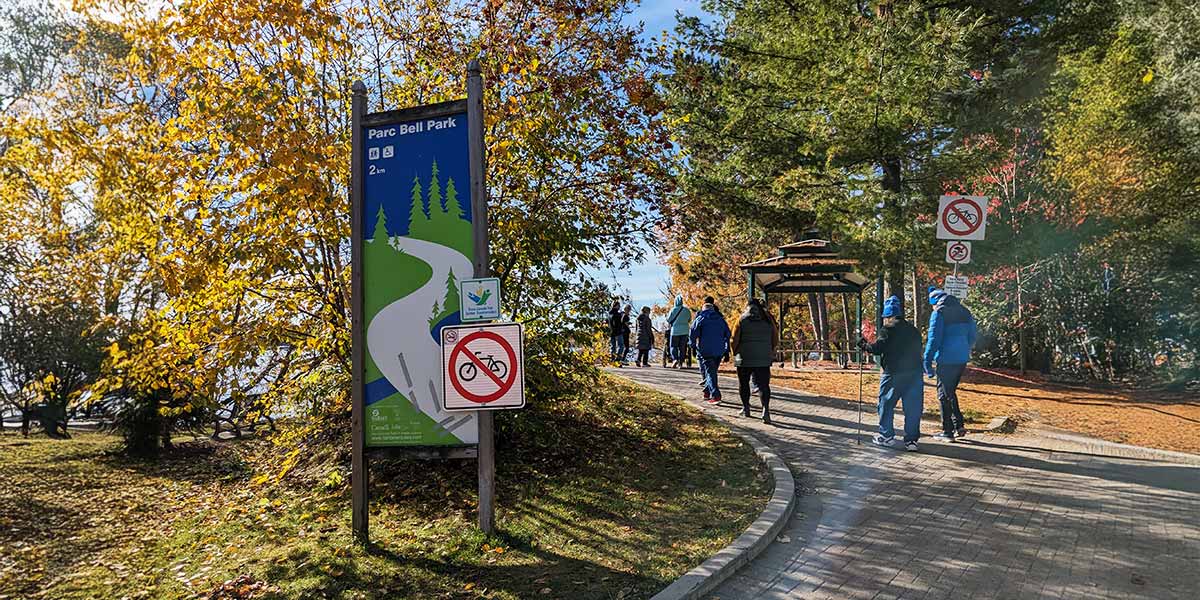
[649,423,796,600]
[1030,426,1200,465]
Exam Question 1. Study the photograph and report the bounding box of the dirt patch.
[719,364,1200,455]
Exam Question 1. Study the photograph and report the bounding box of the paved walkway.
[612,366,1200,600]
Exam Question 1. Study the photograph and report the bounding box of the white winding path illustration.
[367,236,478,444]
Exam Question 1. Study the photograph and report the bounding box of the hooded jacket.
[665,296,692,337]
[689,304,731,358]
[924,294,977,366]
[731,303,777,368]
[608,305,622,336]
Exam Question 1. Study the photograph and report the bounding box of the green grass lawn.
[0,376,769,599]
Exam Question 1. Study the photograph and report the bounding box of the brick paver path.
[613,366,1200,600]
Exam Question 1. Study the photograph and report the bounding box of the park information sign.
[459,277,501,322]
[360,103,479,447]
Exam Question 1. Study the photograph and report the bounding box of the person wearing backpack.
[731,298,777,424]
[665,295,692,368]
[690,297,731,404]
[859,296,924,451]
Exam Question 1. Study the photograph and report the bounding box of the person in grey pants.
[731,298,778,424]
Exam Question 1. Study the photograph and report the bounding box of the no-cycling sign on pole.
[936,195,988,241]
[441,323,525,411]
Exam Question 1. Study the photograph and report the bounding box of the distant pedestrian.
[608,300,623,361]
[691,297,731,404]
[924,287,978,442]
[636,307,654,367]
[732,298,777,424]
[860,296,924,451]
[621,305,633,363]
[665,295,692,368]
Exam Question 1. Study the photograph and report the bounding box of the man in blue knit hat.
[924,286,978,442]
[859,296,924,451]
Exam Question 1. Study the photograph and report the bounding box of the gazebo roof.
[740,235,869,294]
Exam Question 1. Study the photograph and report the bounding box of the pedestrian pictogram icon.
[936,195,988,241]
[441,323,525,411]
[945,240,972,265]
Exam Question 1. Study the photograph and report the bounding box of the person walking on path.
[620,305,633,364]
[691,297,731,404]
[695,297,717,389]
[665,295,692,368]
[731,298,777,424]
[635,306,655,367]
[859,296,925,451]
[924,287,978,442]
[608,300,623,361]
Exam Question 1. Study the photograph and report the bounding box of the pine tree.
[428,159,443,216]
[372,204,389,242]
[428,301,442,327]
[444,268,460,312]
[407,173,425,237]
[444,177,464,221]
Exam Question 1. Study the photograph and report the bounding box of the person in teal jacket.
[924,287,978,442]
[665,295,692,368]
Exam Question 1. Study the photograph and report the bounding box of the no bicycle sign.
[936,195,988,241]
[441,323,525,411]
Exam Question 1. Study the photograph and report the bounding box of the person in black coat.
[858,296,925,451]
[620,305,633,364]
[608,300,623,360]
[635,306,655,367]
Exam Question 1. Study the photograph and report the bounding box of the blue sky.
[608,1,709,314]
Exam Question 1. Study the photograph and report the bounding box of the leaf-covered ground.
[0,376,769,599]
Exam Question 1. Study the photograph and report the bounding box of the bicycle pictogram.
[458,352,508,382]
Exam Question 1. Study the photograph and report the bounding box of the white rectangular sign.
[936,195,988,241]
[945,240,972,265]
[441,323,525,411]
[459,277,501,322]
[944,275,969,300]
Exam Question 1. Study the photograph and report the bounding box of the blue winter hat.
[928,286,948,305]
[882,296,903,318]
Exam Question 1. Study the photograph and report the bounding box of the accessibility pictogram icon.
[936,195,988,241]
[945,240,972,265]
[441,323,525,411]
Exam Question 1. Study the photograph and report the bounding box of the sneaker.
[762,413,772,425]
[740,408,751,418]
[872,434,896,447]
[956,428,968,438]
[932,432,956,443]
[904,441,919,452]
[702,390,711,402]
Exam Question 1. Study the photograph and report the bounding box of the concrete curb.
[1030,426,1200,465]
[648,420,796,600]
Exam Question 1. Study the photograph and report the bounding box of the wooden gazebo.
[740,234,871,367]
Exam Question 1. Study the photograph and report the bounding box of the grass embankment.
[741,366,1199,453]
[0,375,770,600]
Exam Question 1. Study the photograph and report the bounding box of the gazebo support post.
[856,291,864,444]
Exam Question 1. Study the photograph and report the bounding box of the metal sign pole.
[349,80,370,544]
[466,59,495,534]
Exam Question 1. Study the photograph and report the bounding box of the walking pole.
[856,291,864,444]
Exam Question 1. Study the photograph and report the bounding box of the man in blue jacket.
[924,287,978,442]
[690,297,731,404]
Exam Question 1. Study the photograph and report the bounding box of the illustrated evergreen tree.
[429,301,441,327]
[407,173,426,237]
[444,268,460,313]
[372,204,389,243]
[428,159,442,220]
[443,177,464,221]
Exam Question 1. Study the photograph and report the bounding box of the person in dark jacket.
[732,299,778,424]
[620,305,633,364]
[608,300,623,360]
[635,306,654,367]
[924,287,978,442]
[859,296,924,451]
[690,298,731,404]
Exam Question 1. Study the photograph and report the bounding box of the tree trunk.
[880,156,907,312]
[911,263,924,330]
[806,294,821,359]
